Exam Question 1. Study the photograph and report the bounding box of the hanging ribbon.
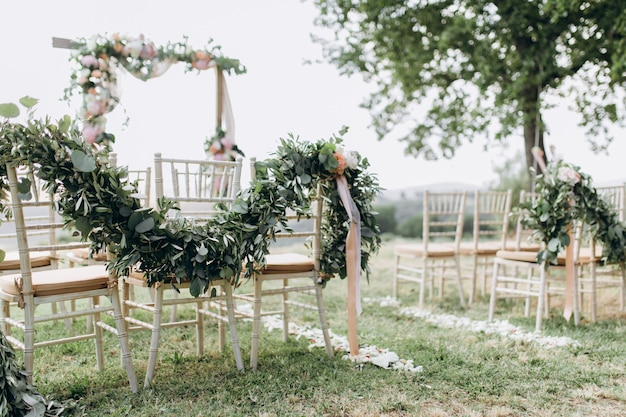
[335,174,361,356]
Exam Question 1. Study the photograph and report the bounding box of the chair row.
[0,154,334,391]
[392,186,626,331]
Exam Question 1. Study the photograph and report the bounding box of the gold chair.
[489,219,588,332]
[0,163,137,391]
[233,158,333,370]
[122,153,244,388]
[393,190,467,308]
[459,190,512,304]
[578,184,626,320]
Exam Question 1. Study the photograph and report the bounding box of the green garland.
[521,160,626,268]
[0,99,382,298]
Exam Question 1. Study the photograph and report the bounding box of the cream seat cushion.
[0,265,110,297]
[0,251,53,271]
[394,243,456,258]
[262,253,314,274]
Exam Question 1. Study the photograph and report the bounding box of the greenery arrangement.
[0,98,381,298]
[62,33,246,149]
[520,159,626,268]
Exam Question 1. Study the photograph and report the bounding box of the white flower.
[557,166,580,185]
[345,150,359,169]
[124,39,144,59]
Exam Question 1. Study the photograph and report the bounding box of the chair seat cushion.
[69,248,108,262]
[394,243,456,257]
[262,253,314,274]
[0,251,53,271]
[502,240,541,252]
[459,241,503,255]
[0,265,110,297]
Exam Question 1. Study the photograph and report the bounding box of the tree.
[311,0,626,176]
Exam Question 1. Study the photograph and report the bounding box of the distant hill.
[378,182,484,202]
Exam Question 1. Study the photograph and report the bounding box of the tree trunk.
[521,85,546,190]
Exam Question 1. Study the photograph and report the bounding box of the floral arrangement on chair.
[520,157,626,269]
[63,33,246,149]
[0,98,381,297]
[204,127,245,161]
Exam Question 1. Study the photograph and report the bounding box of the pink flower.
[220,137,234,150]
[192,59,211,70]
[213,152,226,161]
[81,55,99,69]
[83,124,103,145]
[86,100,105,116]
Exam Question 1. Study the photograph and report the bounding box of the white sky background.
[1,0,625,192]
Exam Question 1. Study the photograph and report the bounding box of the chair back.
[153,153,243,222]
[510,190,541,250]
[596,184,625,221]
[109,152,152,208]
[422,191,467,251]
[470,190,512,250]
[3,164,90,282]
[249,156,322,262]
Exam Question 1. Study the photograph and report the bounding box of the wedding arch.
[53,33,246,159]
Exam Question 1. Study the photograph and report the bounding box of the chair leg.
[282,278,289,342]
[222,283,244,372]
[488,261,499,322]
[196,298,204,356]
[144,285,164,388]
[109,288,138,393]
[469,254,478,304]
[92,297,105,371]
[23,296,35,384]
[454,257,467,308]
[535,267,547,333]
[250,277,263,371]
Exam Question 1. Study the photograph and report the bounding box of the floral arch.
[57,33,246,160]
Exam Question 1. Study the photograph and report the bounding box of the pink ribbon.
[335,174,361,356]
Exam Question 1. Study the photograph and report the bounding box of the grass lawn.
[12,236,626,416]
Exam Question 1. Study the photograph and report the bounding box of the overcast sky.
[2,1,625,191]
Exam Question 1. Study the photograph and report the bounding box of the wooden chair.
[121,153,244,388]
[233,158,333,370]
[393,191,468,308]
[459,190,512,304]
[0,163,137,391]
[1,165,80,331]
[66,152,151,267]
[489,220,586,332]
[578,184,626,320]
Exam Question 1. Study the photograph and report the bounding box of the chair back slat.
[154,153,243,222]
[472,190,512,249]
[596,185,625,221]
[423,191,467,251]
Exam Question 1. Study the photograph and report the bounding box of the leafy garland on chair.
[0,99,382,299]
[520,160,626,269]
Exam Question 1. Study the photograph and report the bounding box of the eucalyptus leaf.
[0,102,19,118]
[70,150,96,172]
[19,96,39,108]
[135,217,155,234]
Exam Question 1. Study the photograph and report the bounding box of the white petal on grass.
[236,303,422,373]
[363,297,581,349]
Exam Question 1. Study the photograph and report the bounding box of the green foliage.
[0,99,382,297]
[0,326,69,416]
[373,204,396,234]
[312,0,626,167]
